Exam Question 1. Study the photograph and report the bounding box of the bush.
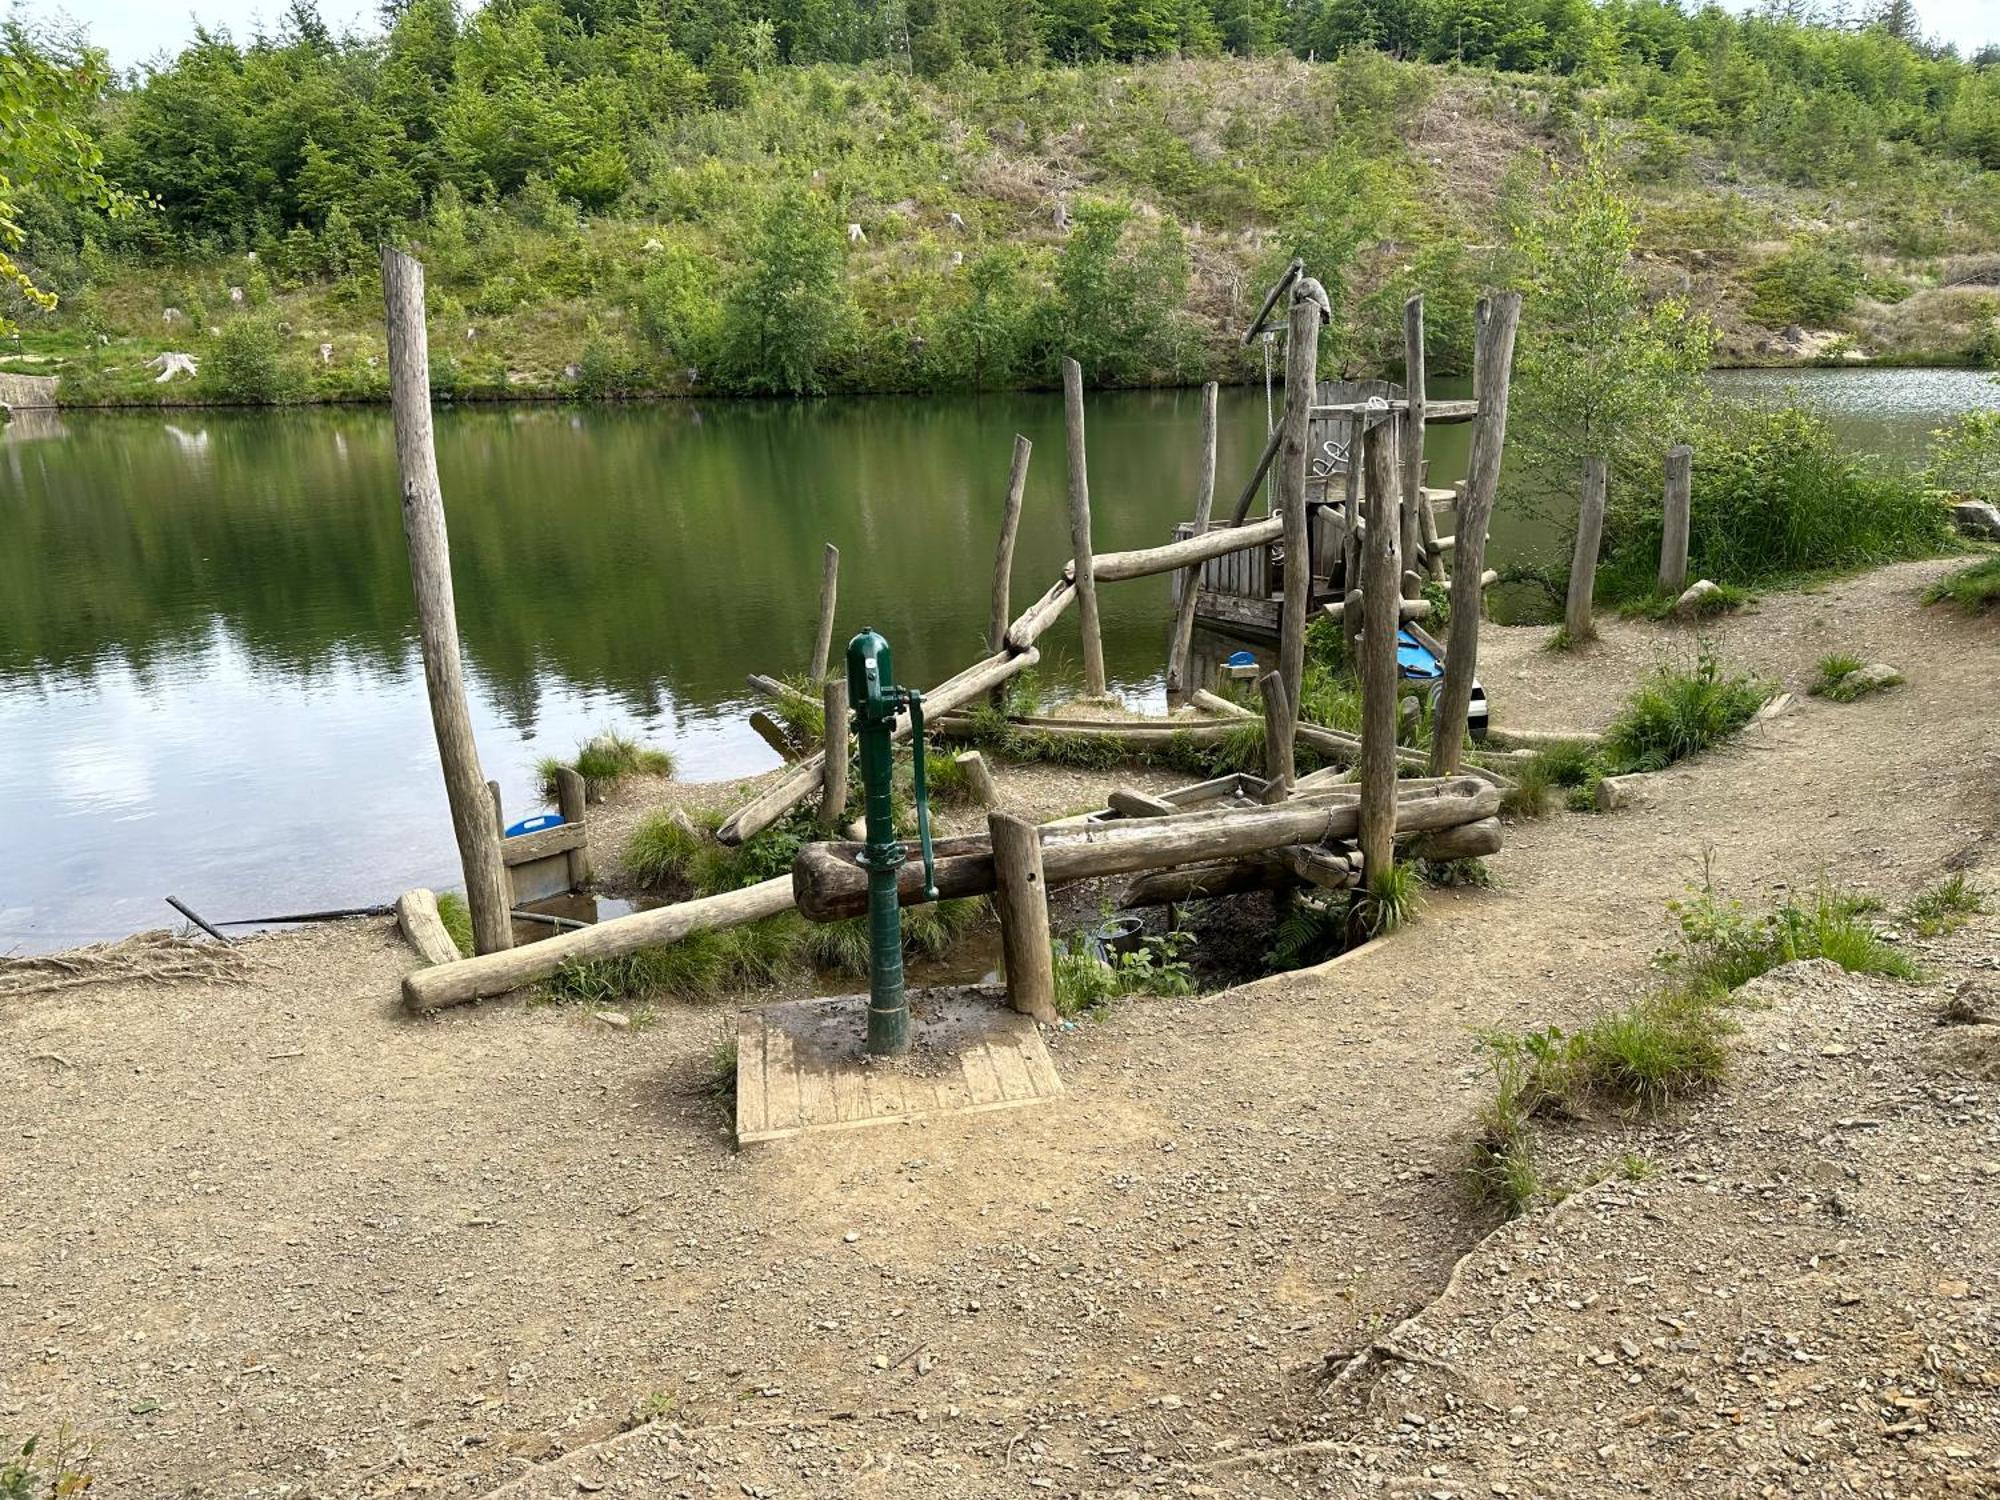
[1925,410,2000,501]
[1747,239,1865,326]
[1601,404,1951,596]
[198,315,298,402]
[1601,645,1770,773]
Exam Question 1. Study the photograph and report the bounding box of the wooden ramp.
[735,987,1064,1146]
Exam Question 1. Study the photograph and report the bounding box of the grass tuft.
[1905,874,1987,938]
[1807,651,1867,698]
[539,729,676,801]
[1922,555,2000,614]
[1601,645,1770,774]
[435,891,474,958]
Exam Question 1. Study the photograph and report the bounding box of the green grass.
[1807,651,1868,699]
[1600,645,1771,774]
[537,729,676,801]
[1617,581,1752,621]
[1468,869,1922,1217]
[701,1032,739,1102]
[435,891,474,958]
[1265,862,1424,969]
[1922,555,2000,614]
[1904,874,1987,938]
[3,1430,93,1499]
[1050,928,1196,1019]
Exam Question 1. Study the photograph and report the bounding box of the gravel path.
[1,556,1994,1498]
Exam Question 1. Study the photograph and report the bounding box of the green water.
[1,368,1988,951]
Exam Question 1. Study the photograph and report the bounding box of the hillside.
[7,35,2000,404]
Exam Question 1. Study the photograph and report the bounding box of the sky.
[9,0,1996,70]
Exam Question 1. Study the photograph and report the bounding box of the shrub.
[1658,874,1919,1000]
[1747,239,1865,326]
[1600,404,1953,596]
[1925,410,2000,500]
[1601,646,1770,773]
[199,315,298,402]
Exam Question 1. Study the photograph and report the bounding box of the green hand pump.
[846,627,937,1056]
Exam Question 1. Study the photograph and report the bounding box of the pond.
[2,367,1991,952]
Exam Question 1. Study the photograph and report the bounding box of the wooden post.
[1660,443,1693,596]
[383,247,512,957]
[1566,455,1608,642]
[810,542,839,684]
[556,767,593,889]
[487,780,505,836]
[1167,382,1219,698]
[1258,670,1294,799]
[1276,280,1324,745]
[955,750,999,808]
[989,811,1057,1025]
[1359,419,1403,884]
[1430,291,1522,779]
[1061,358,1107,698]
[819,678,849,834]
[1400,296,1427,600]
[989,434,1032,658]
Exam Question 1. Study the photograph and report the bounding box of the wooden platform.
[734,988,1064,1145]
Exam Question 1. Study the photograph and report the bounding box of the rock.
[228,285,245,305]
[1751,691,1795,724]
[592,1010,630,1029]
[1673,579,1725,618]
[1595,773,1654,813]
[847,222,867,244]
[1836,663,1904,696]
[1951,500,2000,541]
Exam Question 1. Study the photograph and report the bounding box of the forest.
[2,0,1997,401]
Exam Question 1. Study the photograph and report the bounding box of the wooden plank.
[499,822,586,865]
[1194,590,1281,635]
[736,1010,768,1139]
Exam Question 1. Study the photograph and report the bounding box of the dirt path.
[1,558,1995,1498]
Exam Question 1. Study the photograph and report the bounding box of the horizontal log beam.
[1093,516,1285,582]
[403,875,796,1011]
[792,779,1498,921]
[1005,578,1076,651]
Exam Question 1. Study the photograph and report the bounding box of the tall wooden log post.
[1400,295,1428,600]
[1259,670,1295,800]
[1061,358,1108,698]
[381,246,513,957]
[1566,455,1609,642]
[556,766,593,889]
[1429,290,1523,778]
[1358,419,1403,884]
[989,812,1058,1025]
[1166,382,1219,698]
[809,542,839,684]
[819,678,849,834]
[1276,279,1327,744]
[1660,443,1693,596]
[989,435,1032,653]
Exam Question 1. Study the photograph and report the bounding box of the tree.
[1506,135,1714,535]
[717,186,851,394]
[0,23,139,337]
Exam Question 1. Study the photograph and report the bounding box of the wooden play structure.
[385,250,1524,1020]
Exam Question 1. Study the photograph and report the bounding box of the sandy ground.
[2,557,1997,1499]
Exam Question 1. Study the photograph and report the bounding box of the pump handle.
[906,690,939,902]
